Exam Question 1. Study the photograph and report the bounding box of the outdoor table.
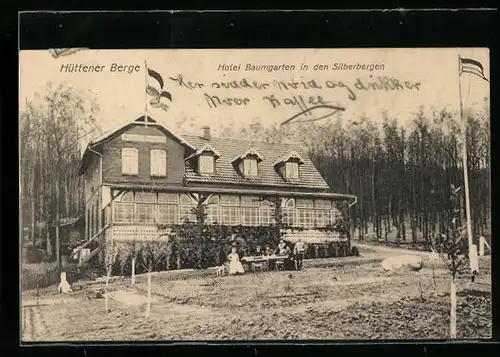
[241,255,287,272]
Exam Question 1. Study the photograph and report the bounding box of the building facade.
[78,116,356,255]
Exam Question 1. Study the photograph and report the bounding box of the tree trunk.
[31,162,36,245]
[105,268,111,313]
[131,257,136,286]
[371,161,376,234]
[145,269,152,318]
[46,228,52,258]
[450,278,457,338]
[55,180,61,266]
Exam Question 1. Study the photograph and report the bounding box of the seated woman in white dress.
[228,246,245,275]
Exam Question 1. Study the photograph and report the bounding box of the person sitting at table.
[277,239,287,255]
[265,245,276,270]
[254,245,263,256]
[228,246,245,275]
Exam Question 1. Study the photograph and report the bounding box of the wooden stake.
[131,257,136,286]
[450,278,457,338]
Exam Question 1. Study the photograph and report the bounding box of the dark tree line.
[218,103,490,245]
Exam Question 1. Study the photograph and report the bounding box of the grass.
[21,250,491,341]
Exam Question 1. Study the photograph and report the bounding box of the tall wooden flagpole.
[458,55,475,274]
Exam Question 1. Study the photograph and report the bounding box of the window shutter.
[151,149,167,177]
[122,148,139,175]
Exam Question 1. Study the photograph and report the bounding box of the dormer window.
[274,151,305,180]
[186,142,220,175]
[286,161,299,179]
[244,158,258,176]
[199,153,215,174]
[233,147,264,178]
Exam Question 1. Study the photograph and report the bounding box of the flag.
[146,67,173,111]
[49,48,87,58]
[459,57,489,82]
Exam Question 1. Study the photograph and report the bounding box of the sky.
[20,48,490,148]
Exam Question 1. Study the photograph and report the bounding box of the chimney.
[202,126,211,140]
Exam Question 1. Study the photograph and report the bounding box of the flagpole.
[144,60,148,125]
[458,55,475,274]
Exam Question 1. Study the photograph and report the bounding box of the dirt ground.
[21,245,491,341]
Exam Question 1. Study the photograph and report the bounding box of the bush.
[22,262,60,290]
[21,261,105,291]
[23,246,51,264]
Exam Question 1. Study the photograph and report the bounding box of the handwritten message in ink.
[168,70,421,124]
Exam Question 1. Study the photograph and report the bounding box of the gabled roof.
[273,150,306,166]
[78,115,196,175]
[182,135,330,190]
[232,147,264,163]
[87,115,196,150]
[186,144,221,161]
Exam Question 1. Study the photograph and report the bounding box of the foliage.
[20,83,101,258]
[138,239,167,272]
[21,261,104,291]
[218,104,490,244]
[428,185,470,280]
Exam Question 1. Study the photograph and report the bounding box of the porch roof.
[105,182,357,201]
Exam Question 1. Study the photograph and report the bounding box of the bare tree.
[104,238,120,313]
[428,185,470,339]
[20,83,100,263]
[138,238,166,318]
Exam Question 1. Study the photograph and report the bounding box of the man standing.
[293,237,306,271]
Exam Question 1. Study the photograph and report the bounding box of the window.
[158,193,179,204]
[315,199,332,209]
[315,199,332,227]
[199,154,215,174]
[119,191,134,202]
[297,208,315,228]
[158,193,179,224]
[285,162,299,179]
[243,158,258,176]
[296,199,314,228]
[180,194,196,223]
[122,148,139,175]
[241,196,259,207]
[259,199,276,225]
[220,195,240,206]
[221,195,240,225]
[114,202,134,223]
[240,196,259,226]
[136,204,156,223]
[205,195,220,224]
[296,199,313,208]
[282,198,296,226]
[114,191,135,222]
[315,209,332,227]
[158,205,178,224]
[241,207,259,226]
[136,192,157,223]
[222,207,240,225]
[150,149,167,177]
[135,192,156,203]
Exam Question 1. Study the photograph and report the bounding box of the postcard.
[19,48,491,342]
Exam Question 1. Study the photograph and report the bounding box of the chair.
[253,262,265,273]
[275,260,285,271]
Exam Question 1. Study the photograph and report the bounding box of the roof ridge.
[181,134,303,147]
